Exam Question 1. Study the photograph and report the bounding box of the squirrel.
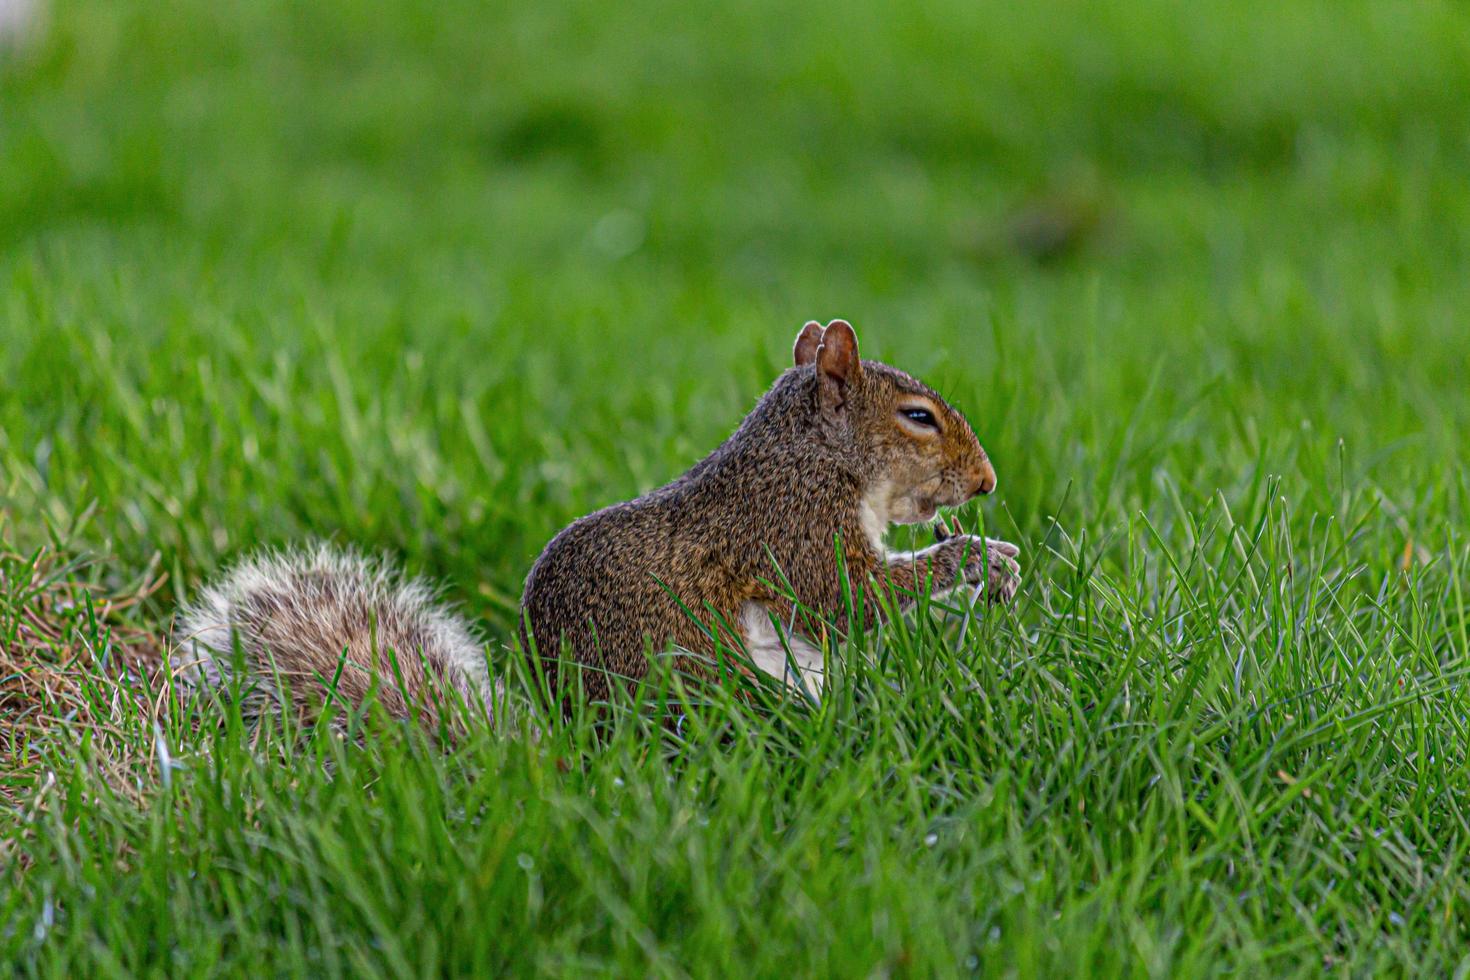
[174,319,1020,723]
[521,319,1018,703]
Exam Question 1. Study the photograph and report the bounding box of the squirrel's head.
[794,319,996,526]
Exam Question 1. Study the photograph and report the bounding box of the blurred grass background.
[4,0,1466,608]
[4,0,1470,973]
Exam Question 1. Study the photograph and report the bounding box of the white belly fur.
[738,601,825,701]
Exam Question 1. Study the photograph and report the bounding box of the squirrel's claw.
[986,549,1022,604]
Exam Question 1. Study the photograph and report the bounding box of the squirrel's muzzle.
[970,458,997,497]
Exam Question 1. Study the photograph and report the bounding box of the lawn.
[4,0,1470,974]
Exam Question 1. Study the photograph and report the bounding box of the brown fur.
[521,319,1020,703]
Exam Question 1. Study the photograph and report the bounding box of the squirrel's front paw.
[954,536,1021,605]
[985,541,1022,604]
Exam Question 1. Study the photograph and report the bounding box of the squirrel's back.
[174,544,497,728]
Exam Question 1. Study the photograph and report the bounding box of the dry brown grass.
[0,544,170,810]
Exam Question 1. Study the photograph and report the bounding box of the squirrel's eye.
[900,408,938,428]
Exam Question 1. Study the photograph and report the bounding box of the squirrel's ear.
[815,319,860,410]
[793,321,824,367]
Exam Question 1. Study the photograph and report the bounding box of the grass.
[3,0,1470,973]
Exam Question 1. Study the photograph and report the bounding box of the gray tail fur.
[173,543,500,729]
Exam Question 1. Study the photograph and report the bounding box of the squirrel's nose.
[970,459,997,497]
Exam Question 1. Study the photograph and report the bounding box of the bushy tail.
[173,544,499,730]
